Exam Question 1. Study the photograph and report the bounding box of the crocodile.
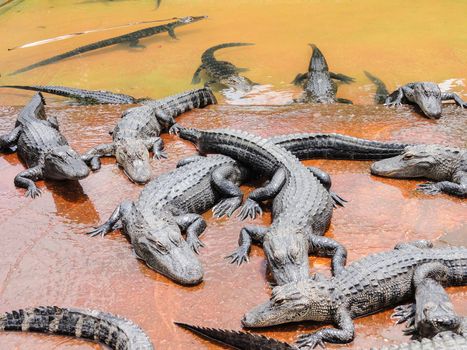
[293,44,354,104]
[370,145,467,198]
[81,87,216,184]
[0,306,154,349]
[241,240,467,348]
[175,127,348,285]
[192,42,255,93]
[0,84,142,104]
[385,82,467,119]
[364,71,389,104]
[0,93,89,198]
[9,16,207,75]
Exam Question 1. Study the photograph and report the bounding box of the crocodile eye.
[403,153,414,160]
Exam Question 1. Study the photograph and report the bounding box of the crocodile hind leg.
[329,72,355,84]
[128,39,145,49]
[442,92,467,108]
[175,214,207,254]
[308,235,347,276]
[14,165,44,198]
[0,126,21,151]
[211,164,247,218]
[394,240,433,250]
[87,200,132,237]
[292,72,309,87]
[192,64,205,84]
[306,166,347,207]
[81,143,115,171]
[336,98,353,104]
[226,226,269,265]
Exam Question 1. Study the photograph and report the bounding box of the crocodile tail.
[308,44,329,72]
[175,322,296,350]
[201,42,254,63]
[0,306,154,349]
[364,71,389,104]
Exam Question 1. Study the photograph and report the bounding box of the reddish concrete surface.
[0,101,465,349]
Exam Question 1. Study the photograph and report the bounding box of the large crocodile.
[0,84,142,104]
[175,127,348,285]
[0,306,154,349]
[0,93,89,198]
[371,145,467,198]
[241,240,467,348]
[9,16,207,75]
[385,82,467,119]
[81,87,216,184]
[293,44,354,104]
[192,42,255,93]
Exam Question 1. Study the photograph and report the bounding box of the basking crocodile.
[385,82,467,119]
[371,145,467,198]
[0,93,89,198]
[192,42,255,93]
[293,44,354,104]
[9,16,207,75]
[82,87,216,184]
[0,84,142,104]
[0,306,154,349]
[241,240,467,348]
[364,71,389,104]
[175,127,348,285]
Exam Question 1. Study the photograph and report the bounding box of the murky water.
[0,1,466,349]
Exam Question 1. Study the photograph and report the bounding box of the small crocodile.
[81,87,216,184]
[293,44,354,104]
[9,16,207,75]
[192,42,255,93]
[385,82,467,119]
[0,306,154,349]
[0,84,142,104]
[241,240,467,348]
[364,71,389,104]
[175,127,347,285]
[371,145,467,198]
[0,93,89,198]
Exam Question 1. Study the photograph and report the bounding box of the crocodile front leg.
[385,87,407,107]
[175,214,207,254]
[226,226,269,265]
[81,143,115,171]
[211,164,245,218]
[417,174,467,197]
[0,126,21,150]
[442,92,467,108]
[295,306,354,349]
[308,235,347,276]
[306,166,347,207]
[14,165,44,198]
[237,168,286,220]
[128,39,145,49]
[292,72,309,87]
[329,72,355,84]
[143,137,167,160]
[87,200,132,237]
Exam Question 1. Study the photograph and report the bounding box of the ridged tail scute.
[201,42,255,62]
[175,322,296,350]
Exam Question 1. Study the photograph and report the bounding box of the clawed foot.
[89,157,101,171]
[296,333,326,349]
[225,247,249,265]
[87,224,111,238]
[25,186,41,199]
[417,182,441,195]
[169,123,182,135]
[330,191,347,208]
[212,197,242,218]
[187,236,205,254]
[391,304,415,326]
[385,101,402,108]
[236,199,262,220]
[153,150,168,160]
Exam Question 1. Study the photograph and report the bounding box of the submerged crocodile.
[9,16,207,75]
[293,44,354,104]
[82,87,216,184]
[0,306,154,349]
[176,127,348,285]
[192,42,255,93]
[371,145,467,198]
[0,93,89,198]
[385,82,467,119]
[241,240,467,348]
[0,84,142,104]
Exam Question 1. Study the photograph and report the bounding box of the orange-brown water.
[0,1,466,349]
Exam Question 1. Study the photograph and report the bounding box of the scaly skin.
[0,306,153,349]
[293,44,354,104]
[9,16,207,75]
[364,71,389,104]
[385,82,467,119]
[0,93,89,198]
[371,145,467,198]
[0,85,140,104]
[88,154,250,285]
[82,87,216,184]
[176,127,347,286]
[192,42,255,92]
[242,241,467,349]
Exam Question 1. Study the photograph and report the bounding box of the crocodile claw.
[169,123,182,135]
[187,236,205,254]
[296,333,326,349]
[225,248,249,265]
[236,199,262,221]
[330,191,347,208]
[391,304,415,325]
[212,197,242,218]
[153,150,168,160]
[417,182,441,195]
[87,224,111,238]
[25,186,41,199]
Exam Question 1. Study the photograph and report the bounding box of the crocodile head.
[242,279,333,327]
[177,16,208,24]
[263,231,310,285]
[371,145,462,181]
[308,44,329,72]
[125,206,204,285]
[115,139,151,184]
[43,146,90,180]
[413,83,442,119]
[221,75,254,93]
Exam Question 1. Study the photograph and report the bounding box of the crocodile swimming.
[371,144,466,198]
[0,93,89,198]
[385,82,467,119]
[81,87,216,184]
[364,71,389,104]
[9,16,207,75]
[192,42,255,93]
[175,127,348,285]
[0,306,154,349]
[241,240,467,348]
[293,44,354,104]
[0,84,142,104]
